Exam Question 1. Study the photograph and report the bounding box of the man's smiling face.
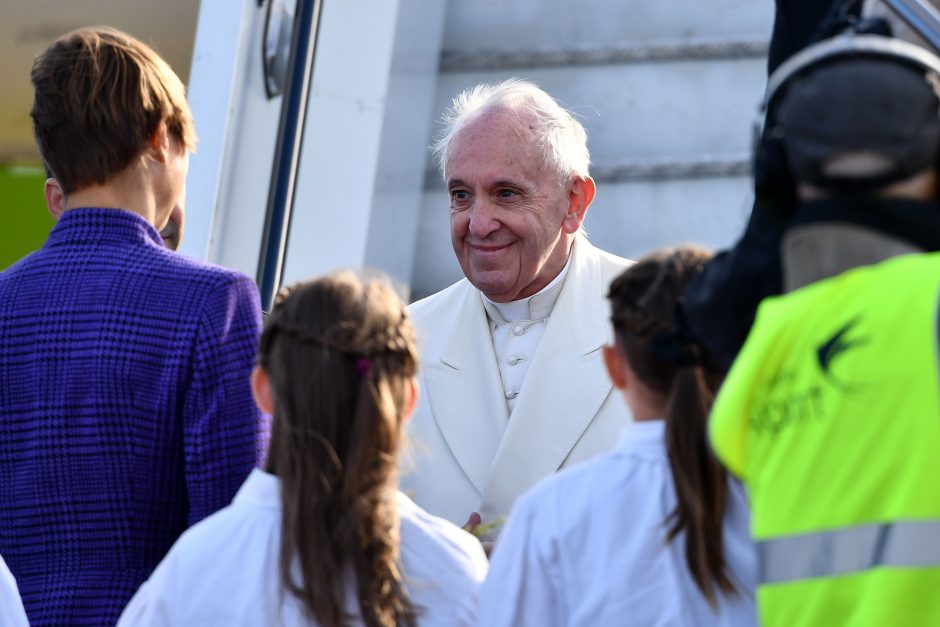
[446,110,574,303]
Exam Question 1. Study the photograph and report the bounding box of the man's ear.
[402,376,419,423]
[603,344,629,390]
[250,366,275,415]
[44,178,66,219]
[562,176,596,235]
[148,120,172,164]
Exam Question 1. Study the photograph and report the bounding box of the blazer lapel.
[481,240,614,518]
[422,285,510,495]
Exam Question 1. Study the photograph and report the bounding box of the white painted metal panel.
[207,4,285,275]
[280,0,402,284]
[442,0,774,52]
[585,176,753,258]
[365,0,448,291]
[411,189,463,300]
[184,0,275,270]
[282,0,447,290]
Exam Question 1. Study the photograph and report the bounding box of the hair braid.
[260,272,419,627]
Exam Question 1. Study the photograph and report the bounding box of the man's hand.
[462,511,496,557]
[462,511,482,533]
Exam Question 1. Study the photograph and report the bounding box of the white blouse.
[118,469,488,626]
[0,555,29,627]
[475,420,758,627]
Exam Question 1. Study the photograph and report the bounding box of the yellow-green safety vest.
[710,252,940,627]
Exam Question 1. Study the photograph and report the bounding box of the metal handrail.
[885,0,940,52]
[256,0,324,312]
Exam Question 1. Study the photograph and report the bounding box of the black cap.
[775,56,940,191]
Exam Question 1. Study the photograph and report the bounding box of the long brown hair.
[257,272,419,627]
[607,246,735,605]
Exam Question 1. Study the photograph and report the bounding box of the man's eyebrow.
[446,178,528,191]
[492,179,525,190]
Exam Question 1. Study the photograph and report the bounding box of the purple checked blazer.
[0,208,268,626]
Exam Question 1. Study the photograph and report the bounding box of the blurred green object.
[469,516,505,543]
[1,164,52,270]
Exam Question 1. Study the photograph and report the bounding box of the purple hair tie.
[356,357,372,378]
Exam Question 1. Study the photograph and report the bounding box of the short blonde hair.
[30,26,196,194]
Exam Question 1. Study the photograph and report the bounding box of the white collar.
[481,252,572,323]
[236,468,414,514]
[616,419,666,453]
[233,469,282,510]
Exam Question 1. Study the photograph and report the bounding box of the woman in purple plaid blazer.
[0,27,267,626]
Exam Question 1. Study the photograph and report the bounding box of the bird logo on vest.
[816,317,868,391]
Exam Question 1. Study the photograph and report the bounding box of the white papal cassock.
[403,236,633,524]
[475,420,758,627]
[118,469,488,626]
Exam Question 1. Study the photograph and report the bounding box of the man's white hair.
[431,78,591,184]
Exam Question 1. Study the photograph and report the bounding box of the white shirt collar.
[235,468,416,514]
[233,468,282,510]
[481,252,572,323]
[616,419,666,453]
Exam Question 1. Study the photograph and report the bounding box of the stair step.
[440,39,769,72]
[429,57,767,166]
[442,0,773,54]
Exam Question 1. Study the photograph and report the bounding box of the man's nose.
[467,199,500,238]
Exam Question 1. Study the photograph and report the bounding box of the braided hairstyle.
[258,272,419,627]
[607,246,735,606]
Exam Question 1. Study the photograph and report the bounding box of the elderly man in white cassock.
[402,79,633,526]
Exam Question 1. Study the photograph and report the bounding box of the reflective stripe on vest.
[758,519,940,584]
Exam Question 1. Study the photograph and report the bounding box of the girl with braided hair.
[119,272,487,626]
[475,247,757,626]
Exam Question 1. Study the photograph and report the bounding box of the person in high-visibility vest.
[709,31,940,627]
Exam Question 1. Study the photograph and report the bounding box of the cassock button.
[508,355,520,366]
[505,390,519,400]
[512,325,526,336]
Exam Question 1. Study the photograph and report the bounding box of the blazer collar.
[557,236,614,356]
[423,284,510,494]
[47,207,163,249]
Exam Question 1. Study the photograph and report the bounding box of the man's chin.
[470,277,519,302]
[461,257,525,300]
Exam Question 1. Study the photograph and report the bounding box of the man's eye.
[497,189,517,199]
[451,190,469,202]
